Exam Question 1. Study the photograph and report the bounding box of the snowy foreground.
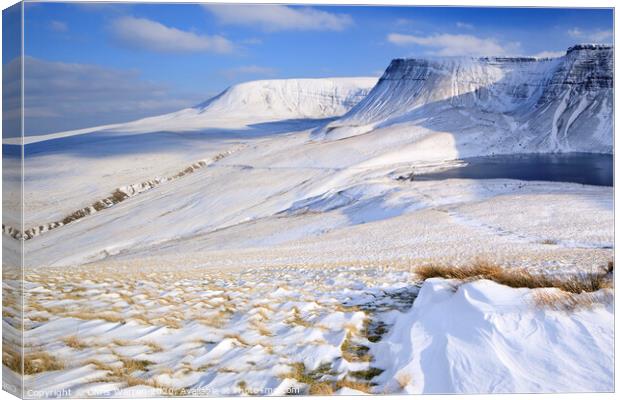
[4,265,613,396]
[2,46,614,396]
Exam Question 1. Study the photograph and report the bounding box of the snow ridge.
[321,45,612,154]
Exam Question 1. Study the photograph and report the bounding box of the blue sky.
[6,2,614,134]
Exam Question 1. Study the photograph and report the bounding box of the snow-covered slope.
[15,77,377,144]
[321,44,612,155]
[115,77,378,134]
[195,78,378,120]
[376,278,613,393]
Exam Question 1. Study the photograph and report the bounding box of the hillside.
[320,44,612,157]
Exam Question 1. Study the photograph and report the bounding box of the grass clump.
[118,357,153,373]
[281,362,336,395]
[415,259,612,294]
[63,336,87,350]
[65,310,124,323]
[360,319,388,343]
[4,349,65,375]
[286,307,312,328]
[340,333,371,363]
[395,372,412,389]
[335,379,372,393]
[348,367,384,381]
[533,289,614,311]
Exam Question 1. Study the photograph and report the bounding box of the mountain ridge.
[319,44,612,155]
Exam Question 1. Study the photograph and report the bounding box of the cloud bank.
[387,33,520,56]
[4,57,204,135]
[204,4,353,32]
[567,27,612,43]
[110,16,233,53]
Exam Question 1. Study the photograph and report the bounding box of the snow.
[3,45,614,396]
[5,268,613,396]
[320,45,612,156]
[6,77,377,145]
[375,279,614,393]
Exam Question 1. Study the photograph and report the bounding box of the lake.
[415,153,613,187]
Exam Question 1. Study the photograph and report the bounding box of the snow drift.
[322,44,612,155]
[375,278,614,393]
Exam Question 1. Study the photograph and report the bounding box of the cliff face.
[540,44,612,101]
[323,45,612,155]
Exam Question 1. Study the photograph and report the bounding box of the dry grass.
[281,362,337,395]
[335,379,372,393]
[194,311,228,328]
[3,349,65,375]
[118,356,153,373]
[25,352,65,374]
[63,336,87,350]
[348,367,383,381]
[286,307,312,328]
[309,381,335,395]
[3,348,22,374]
[533,289,614,311]
[88,355,153,382]
[250,321,273,337]
[143,341,164,353]
[340,333,371,363]
[415,259,613,294]
[65,310,124,323]
[395,372,412,389]
[224,334,250,347]
[28,315,50,323]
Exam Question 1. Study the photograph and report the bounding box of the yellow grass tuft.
[3,350,65,375]
[65,310,124,323]
[396,372,412,389]
[415,259,613,294]
[281,362,337,395]
[63,336,87,350]
[286,307,312,327]
[336,379,372,393]
[340,332,371,363]
[533,289,614,311]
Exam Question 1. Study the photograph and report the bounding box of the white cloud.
[568,27,583,38]
[204,4,353,32]
[4,56,204,135]
[532,50,565,58]
[456,21,474,30]
[110,16,233,53]
[589,30,613,42]
[221,65,277,80]
[241,37,263,45]
[387,33,520,56]
[395,18,414,26]
[49,20,68,32]
[568,27,612,43]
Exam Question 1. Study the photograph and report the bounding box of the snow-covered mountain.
[15,77,377,144]
[10,44,614,262]
[8,44,613,397]
[320,44,612,155]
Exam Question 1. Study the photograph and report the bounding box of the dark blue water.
[416,153,613,187]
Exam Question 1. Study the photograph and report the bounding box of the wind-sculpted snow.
[321,44,612,155]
